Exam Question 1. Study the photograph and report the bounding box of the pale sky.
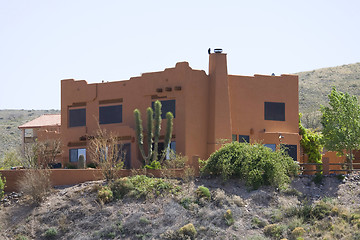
[1,0,359,110]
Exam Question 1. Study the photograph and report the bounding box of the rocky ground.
[1,174,360,240]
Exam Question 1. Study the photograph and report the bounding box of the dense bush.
[0,173,5,199]
[101,175,181,202]
[110,177,134,199]
[97,186,113,203]
[202,142,299,189]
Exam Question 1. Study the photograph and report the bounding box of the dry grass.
[17,169,52,204]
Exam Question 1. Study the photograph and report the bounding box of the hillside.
[297,62,360,127]
[0,110,60,158]
[1,175,360,239]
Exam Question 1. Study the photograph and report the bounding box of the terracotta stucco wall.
[60,53,300,166]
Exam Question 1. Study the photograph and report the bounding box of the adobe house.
[18,114,61,151]
[60,50,300,168]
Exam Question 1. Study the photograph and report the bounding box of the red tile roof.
[18,114,61,129]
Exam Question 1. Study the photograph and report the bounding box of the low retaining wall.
[0,156,199,192]
[0,168,188,192]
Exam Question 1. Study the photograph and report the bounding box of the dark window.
[152,100,176,119]
[99,105,122,124]
[281,144,297,161]
[69,108,86,127]
[69,148,86,162]
[239,135,249,143]
[264,102,285,121]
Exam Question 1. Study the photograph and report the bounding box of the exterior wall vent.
[165,87,172,92]
[156,88,163,93]
[174,86,182,91]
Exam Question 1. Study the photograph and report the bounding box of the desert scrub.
[224,209,234,226]
[251,217,267,229]
[97,186,113,203]
[127,175,180,199]
[263,224,285,239]
[110,177,134,199]
[44,228,58,238]
[15,235,28,240]
[291,227,306,239]
[195,186,211,200]
[0,173,5,199]
[178,223,197,239]
[202,142,298,189]
[17,169,51,204]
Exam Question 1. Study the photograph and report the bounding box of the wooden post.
[322,157,330,175]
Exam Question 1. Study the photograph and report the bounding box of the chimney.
[207,49,232,155]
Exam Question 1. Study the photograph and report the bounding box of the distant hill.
[298,62,360,112]
[0,109,60,158]
[297,62,360,128]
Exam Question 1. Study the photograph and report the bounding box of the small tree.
[0,148,22,169]
[299,113,323,164]
[37,139,62,168]
[134,100,173,167]
[320,87,360,171]
[89,128,126,181]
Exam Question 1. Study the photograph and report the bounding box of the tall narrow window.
[99,105,122,124]
[69,108,86,127]
[152,100,176,119]
[264,102,285,121]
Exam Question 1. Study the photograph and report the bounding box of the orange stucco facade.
[60,52,300,167]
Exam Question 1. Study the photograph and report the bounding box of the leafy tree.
[0,148,22,169]
[299,114,323,164]
[320,87,360,170]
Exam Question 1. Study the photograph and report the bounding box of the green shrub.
[86,162,97,168]
[144,160,162,169]
[251,217,267,228]
[291,227,306,238]
[65,163,77,169]
[180,197,193,209]
[78,154,85,169]
[224,209,234,226]
[195,186,211,200]
[177,223,197,239]
[44,228,58,238]
[15,235,28,240]
[263,224,284,239]
[0,173,5,199]
[313,172,324,184]
[110,177,134,199]
[127,175,178,199]
[202,142,298,189]
[97,186,113,203]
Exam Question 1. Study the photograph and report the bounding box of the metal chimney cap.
[214,48,223,53]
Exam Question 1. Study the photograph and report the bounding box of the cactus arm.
[153,100,162,162]
[160,111,173,162]
[134,109,147,166]
[146,107,154,164]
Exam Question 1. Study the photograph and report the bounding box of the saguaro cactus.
[134,100,173,166]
